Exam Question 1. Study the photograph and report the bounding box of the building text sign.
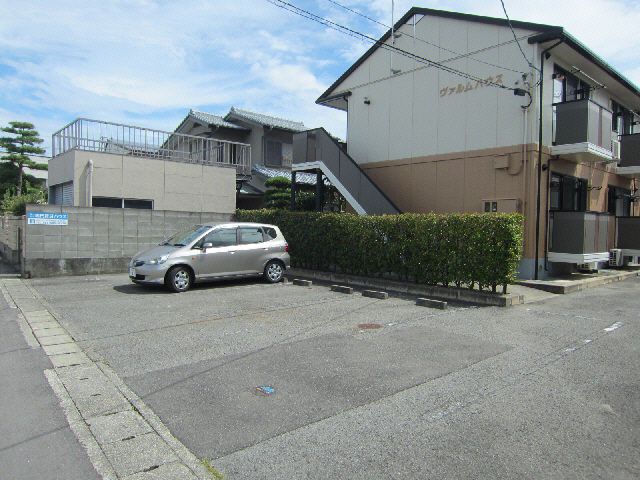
[28,212,68,225]
[440,74,504,97]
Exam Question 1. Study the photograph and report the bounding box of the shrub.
[1,189,46,216]
[236,209,523,292]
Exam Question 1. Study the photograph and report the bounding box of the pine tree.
[263,176,292,209]
[0,121,47,196]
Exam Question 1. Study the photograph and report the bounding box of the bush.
[236,209,523,292]
[1,189,46,216]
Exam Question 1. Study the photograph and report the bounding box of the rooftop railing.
[52,118,251,175]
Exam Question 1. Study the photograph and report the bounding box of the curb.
[287,268,523,307]
[518,270,640,294]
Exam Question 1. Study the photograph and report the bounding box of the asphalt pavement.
[2,263,640,479]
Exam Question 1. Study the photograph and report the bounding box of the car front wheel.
[165,266,193,292]
[264,260,284,283]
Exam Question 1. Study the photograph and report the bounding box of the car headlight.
[147,254,169,265]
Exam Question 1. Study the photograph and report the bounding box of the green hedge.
[236,210,523,293]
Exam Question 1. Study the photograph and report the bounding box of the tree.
[263,176,292,209]
[0,121,47,196]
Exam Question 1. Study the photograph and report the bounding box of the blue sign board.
[27,212,69,226]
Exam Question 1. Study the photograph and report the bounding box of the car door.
[234,226,269,274]
[196,227,239,279]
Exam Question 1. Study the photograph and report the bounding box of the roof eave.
[316,7,559,105]
[529,30,640,100]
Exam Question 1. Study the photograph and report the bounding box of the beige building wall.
[338,15,538,165]
[49,150,236,213]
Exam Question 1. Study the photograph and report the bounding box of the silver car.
[129,222,290,292]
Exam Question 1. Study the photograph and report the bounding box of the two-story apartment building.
[308,7,640,279]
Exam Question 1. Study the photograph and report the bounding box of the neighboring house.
[307,7,640,279]
[48,118,239,213]
[174,108,307,208]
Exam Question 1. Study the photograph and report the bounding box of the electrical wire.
[267,0,518,92]
[325,0,529,76]
[500,0,541,76]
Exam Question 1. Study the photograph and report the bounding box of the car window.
[164,225,210,246]
[239,227,265,244]
[263,227,278,240]
[202,228,237,247]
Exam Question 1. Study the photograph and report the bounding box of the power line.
[499,0,541,77]
[266,0,517,92]
[325,0,528,75]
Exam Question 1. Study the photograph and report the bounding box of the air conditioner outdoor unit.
[579,262,597,272]
[611,139,621,160]
[609,249,624,267]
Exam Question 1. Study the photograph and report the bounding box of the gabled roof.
[225,107,307,132]
[316,7,640,107]
[175,109,249,133]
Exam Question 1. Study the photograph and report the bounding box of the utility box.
[481,198,521,214]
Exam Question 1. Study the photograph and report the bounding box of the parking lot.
[29,274,498,455]
[21,272,640,479]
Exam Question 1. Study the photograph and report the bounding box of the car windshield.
[161,225,211,246]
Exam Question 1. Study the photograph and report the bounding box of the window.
[239,227,265,244]
[608,185,631,217]
[49,182,73,206]
[263,226,278,240]
[553,66,590,103]
[264,140,283,167]
[123,199,153,209]
[201,228,237,248]
[549,173,587,211]
[611,100,635,135]
[92,197,153,209]
[92,197,122,208]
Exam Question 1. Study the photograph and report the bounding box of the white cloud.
[0,0,637,157]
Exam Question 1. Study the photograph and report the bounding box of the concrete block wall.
[0,215,23,265]
[18,205,232,278]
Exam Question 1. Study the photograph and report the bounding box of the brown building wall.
[360,143,635,262]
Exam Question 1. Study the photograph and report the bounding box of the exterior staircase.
[292,128,401,215]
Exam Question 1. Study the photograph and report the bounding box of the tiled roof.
[187,109,248,130]
[252,164,330,185]
[226,107,307,132]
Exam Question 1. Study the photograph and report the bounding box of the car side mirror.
[202,242,213,250]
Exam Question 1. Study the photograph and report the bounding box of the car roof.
[198,222,280,229]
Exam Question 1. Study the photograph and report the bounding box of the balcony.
[616,133,640,176]
[52,118,252,176]
[615,217,640,255]
[548,211,611,264]
[552,99,613,163]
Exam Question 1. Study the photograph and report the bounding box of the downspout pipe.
[87,159,93,207]
[534,38,564,279]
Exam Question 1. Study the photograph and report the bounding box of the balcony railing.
[548,211,611,264]
[618,133,640,168]
[52,118,252,176]
[552,99,613,163]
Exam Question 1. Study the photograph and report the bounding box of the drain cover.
[255,386,275,396]
[358,323,382,330]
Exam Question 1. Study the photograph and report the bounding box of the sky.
[1,0,639,156]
